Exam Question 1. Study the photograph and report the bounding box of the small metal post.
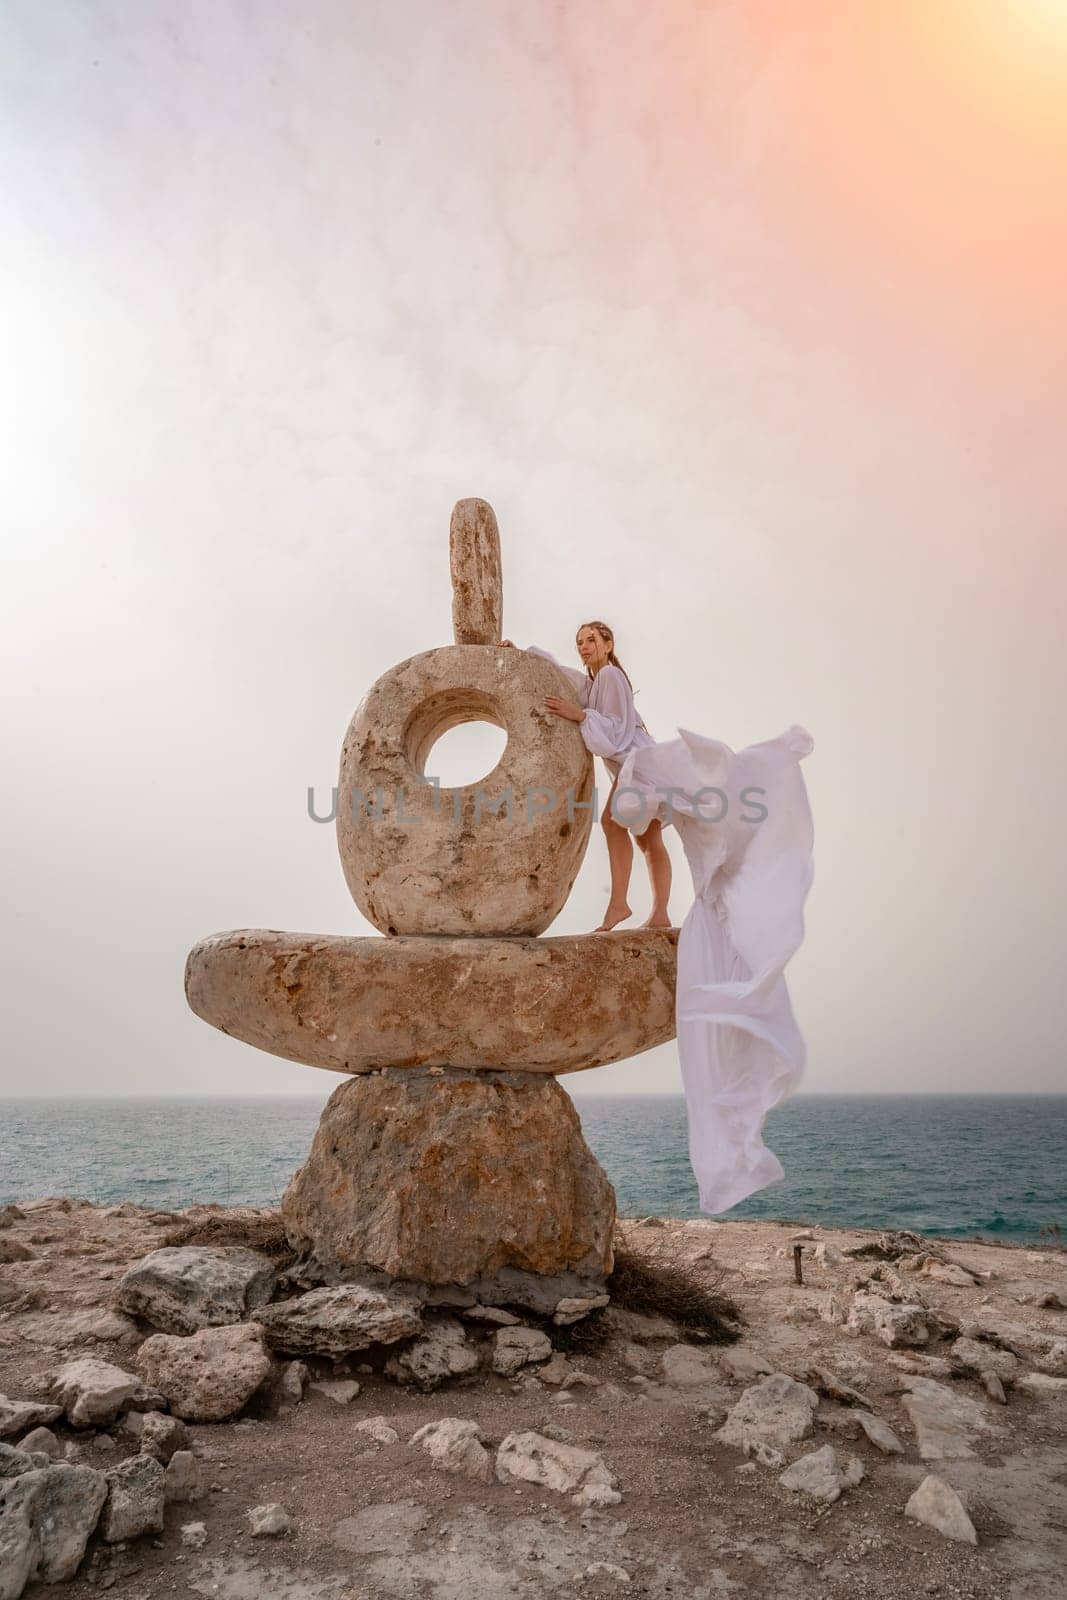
[793,1243,804,1285]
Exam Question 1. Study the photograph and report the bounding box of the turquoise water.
[1,1094,1064,1244]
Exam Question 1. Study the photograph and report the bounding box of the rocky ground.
[2,1198,1066,1600]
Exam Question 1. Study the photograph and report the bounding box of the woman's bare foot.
[594,901,632,932]
[639,914,673,930]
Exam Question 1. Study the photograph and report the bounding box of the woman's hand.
[544,696,585,722]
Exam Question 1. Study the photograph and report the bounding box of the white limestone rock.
[409,1417,492,1483]
[904,1474,978,1543]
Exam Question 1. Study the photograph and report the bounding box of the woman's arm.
[578,665,639,758]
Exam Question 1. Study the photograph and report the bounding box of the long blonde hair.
[576,620,650,736]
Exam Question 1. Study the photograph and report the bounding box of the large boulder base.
[281,1068,615,1301]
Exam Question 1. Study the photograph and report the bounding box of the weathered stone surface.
[779,1445,864,1503]
[495,1431,618,1499]
[50,1361,144,1428]
[0,1397,62,1439]
[950,1337,1018,1384]
[384,1318,480,1390]
[163,1450,203,1504]
[901,1376,995,1461]
[309,1378,360,1405]
[336,642,599,937]
[15,1430,59,1462]
[253,1286,423,1357]
[905,1474,978,1543]
[847,1293,933,1348]
[281,1071,615,1293]
[450,498,502,646]
[138,1412,190,1463]
[661,1345,720,1387]
[854,1411,905,1454]
[115,1246,276,1335]
[136,1324,273,1422]
[716,1374,819,1452]
[553,1294,611,1325]
[355,1417,399,1446]
[184,928,678,1077]
[30,1463,108,1581]
[491,1327,552,1376]
[0,1444,49,1480]
[248,1503,292,1537]
[410,1417,492,1482]
[101,1454,164,1542]
[0,1470,44,1598]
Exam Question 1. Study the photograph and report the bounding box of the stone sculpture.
[185,498,679,1312]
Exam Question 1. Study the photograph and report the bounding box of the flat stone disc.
[185,926,678,1076]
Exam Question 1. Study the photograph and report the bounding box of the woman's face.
[576,625,612,671]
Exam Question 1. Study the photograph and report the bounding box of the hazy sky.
[2,0,1065,1103]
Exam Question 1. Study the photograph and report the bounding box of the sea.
[1,1094,1064,1246]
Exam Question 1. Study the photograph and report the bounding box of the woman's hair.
[575,620,650,735]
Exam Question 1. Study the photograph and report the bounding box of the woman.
[501,620,671,933]
[503,624,816,1216]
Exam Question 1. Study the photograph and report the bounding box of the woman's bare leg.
[635,819,673,928]
[595,775,634,931]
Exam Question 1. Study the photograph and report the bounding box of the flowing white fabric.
[523,643,815,1215]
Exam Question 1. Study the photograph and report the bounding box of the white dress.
[524,643,816,1216]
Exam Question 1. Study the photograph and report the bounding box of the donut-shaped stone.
[337,644,594,935]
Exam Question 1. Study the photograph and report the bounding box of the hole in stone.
[421,720,508,789]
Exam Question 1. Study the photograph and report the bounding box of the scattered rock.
[981,1371,1007,1404]
[115,1246,277,1334]
[491,1326,553,1376]
[409,1417,493,1482]
[50,1360,145,1428]
[101,1453,165,1542]
[495,1430,619,1504]
[803,1366,876,1409]
[460,1306,521,1326]
[163,1450,203,1504]
[779,1444,864,1503]
[0,1239,34,1263]
[138,1412,190,1463]
[813,1243,844,1267]
[384,1317,480,1390]
[716,1373,819,1452]
[1016,1372,1067,1396]
[886,1352,954,1379]
[847,1293,933,1348]
[918,1260,977,1287]
[0,1397,63,1439]
[275,1360,309,1409]
[136,1323,274,1422]
[355,1417,400,1446]
[950,1337,1018,1383]
[854,1411,905,1454]
[180,1520,207,1549]
[904,1474,978,1543]
[554,1295,611,1325]
[14,1428,60,1462]
[254,1285,423,1357]
[719,1347,774,1382]
[308,1379,361,1404]
[901,1376,994,1461]
[248,1502,292,1537]
[602,1308,678,1343]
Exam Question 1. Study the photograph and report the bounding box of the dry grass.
[551,1226,741,1353]
[161,1210,295,1266]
